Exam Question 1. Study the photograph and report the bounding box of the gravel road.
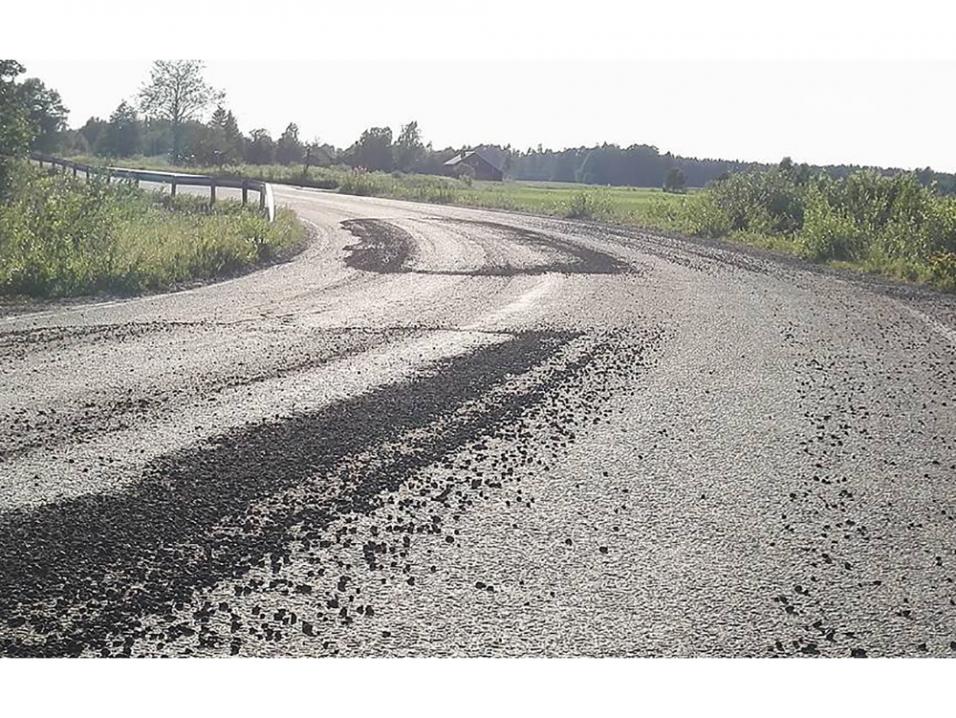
[2,186,955,657]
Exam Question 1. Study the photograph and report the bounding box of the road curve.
[2,186,955,657]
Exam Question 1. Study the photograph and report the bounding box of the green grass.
[63,154,956,293]
[454,181,692,222]
[0,163,306,298]
[65,154,691,223]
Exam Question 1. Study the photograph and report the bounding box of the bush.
[927,252,956,292]
[709,169,805,235]
[797,186,865,261]
[674,192,731,238]
[566,190,612,220]
[666,166,956,291]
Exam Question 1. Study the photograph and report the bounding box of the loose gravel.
[2,187,955,657]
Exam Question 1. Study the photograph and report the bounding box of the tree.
[663,167,686,193]
[138,60,223,162]
[17,77,68,152]
[351,126,393,171]
[302,137,329,174]
[275,122,303,165]
[207,105,244,164]
[99,101,141,157]
[79,116,108,153]
[0,60,35,194]
[393,121,425,172]
[58,128,93,156]
[140,118,174,157]
[245,128,275,165]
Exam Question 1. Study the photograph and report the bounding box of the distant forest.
[64,110,956,195]
[64,113,956,195]
[9,59,956,194]
[482,144,956,195]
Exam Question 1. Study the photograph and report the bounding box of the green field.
[65,155,692,226]
[453,181,693,223]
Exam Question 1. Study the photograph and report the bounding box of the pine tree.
[100,101,141,157]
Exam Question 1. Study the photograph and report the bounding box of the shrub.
[797,186,865,261]
[709,169,805,234]
[926,252,956,292]
[566,190,612,220]
[675,192,731,238]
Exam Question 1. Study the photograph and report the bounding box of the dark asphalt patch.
[341,218,414,274]
[0,329,592,657]
[341,218,630,276]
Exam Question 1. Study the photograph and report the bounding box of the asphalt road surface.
[2,187,956,658]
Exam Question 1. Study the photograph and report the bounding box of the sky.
[9,0,956,172]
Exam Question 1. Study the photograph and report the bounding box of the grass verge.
[0,163,307,298]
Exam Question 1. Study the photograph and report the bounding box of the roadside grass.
[0,163,306,298]
[63,155,956,292]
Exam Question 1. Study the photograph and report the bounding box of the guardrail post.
[259,188,266,212]
[210,179,217,206]
[170,179,177,197]
[72,166,77,177]
[241,180,248,205]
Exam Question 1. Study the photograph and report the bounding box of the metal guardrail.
[29,152,276,222]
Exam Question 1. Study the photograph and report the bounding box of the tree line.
[5,58,956,195]
[0,60,68,193]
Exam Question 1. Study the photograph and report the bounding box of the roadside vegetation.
[334,163,956,292]
[67,153,689,219]
[64,153,956,292]
[6,57,955,294]
[0,164,305,298]
[649,162,956,291]
[2,61,305,300]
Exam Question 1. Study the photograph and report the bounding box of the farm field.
[64,153,692,226]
